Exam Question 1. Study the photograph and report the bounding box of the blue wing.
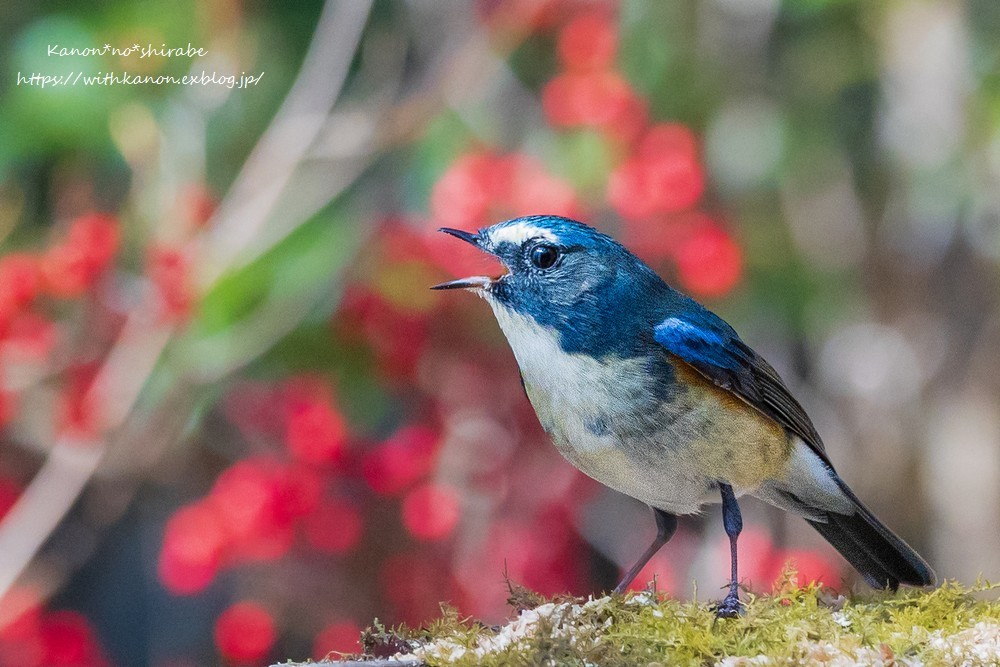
[653,312,827,462]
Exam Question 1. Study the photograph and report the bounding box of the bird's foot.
[712,593,743,618]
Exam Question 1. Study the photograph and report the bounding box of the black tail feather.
[807,481,935,590]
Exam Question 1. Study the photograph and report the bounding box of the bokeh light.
[0,0,996,663]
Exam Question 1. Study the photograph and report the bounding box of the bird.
[431,214,935,616]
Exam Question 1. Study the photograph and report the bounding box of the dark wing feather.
[653,315,829,466]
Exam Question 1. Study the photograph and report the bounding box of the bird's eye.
[529,244,560,270]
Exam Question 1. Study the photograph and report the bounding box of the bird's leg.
[714,483,744,617]
[613,508,677,594]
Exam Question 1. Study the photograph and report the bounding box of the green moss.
[355,576,1000,667]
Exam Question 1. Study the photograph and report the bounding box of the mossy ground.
[342,574,1000,666]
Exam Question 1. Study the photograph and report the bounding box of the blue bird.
[432,215,935,616]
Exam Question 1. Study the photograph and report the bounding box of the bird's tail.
[807,479,936,591]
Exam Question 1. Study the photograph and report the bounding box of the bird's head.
[432,215,670,354]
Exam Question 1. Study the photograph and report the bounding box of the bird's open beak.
[437,227,480,247]
[431,275,493,290]
[430,228,501,291]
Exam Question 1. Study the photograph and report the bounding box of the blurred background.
[1,0,999,664]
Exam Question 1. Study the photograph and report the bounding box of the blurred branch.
[0,302,173,600]
[200,0,374,285]
[0,0,376,604]
[0,1,508,608]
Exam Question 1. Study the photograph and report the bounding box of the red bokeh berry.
[622,211,714,265]
[427,152,582,273]
[0,588,46,667]
[303,499,363,555]
[608,124,705,221]
[607,158,662,221]
[510,169,580,220]
[637,123,699,163]
[206,460,302,564]
[362,425,440,496]
[272,465,324,522]
[401,482,461,541]
[208,459,292,562]
[557,12,617,72]
[2,312,58,362]
[313,620,361,659]
[674,224,743,298]
[542,71,640,131]
[159,502,228,595]
[0,254,41,328]
[429,153,494,234]
[214,601,276,664]
[42,214,119,298]
[283,382,348,466]
[39,610,104,667]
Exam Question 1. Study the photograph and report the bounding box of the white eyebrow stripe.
[489,222,557,246]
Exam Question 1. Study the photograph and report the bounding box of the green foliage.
[406,112,475,210]
[193,209,354,336]
[362,579,1000,666]
[177,207,363,384]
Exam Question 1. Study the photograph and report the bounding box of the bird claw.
[712,594,743,618]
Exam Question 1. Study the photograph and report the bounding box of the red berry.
[0,585,43,644]
[645,152,705,213]
[334,287,434,379]
[638,123,699,163]
[607,158,661,221]
[2,313,58,362]
[511,170,580,220]
[543,71,641,134]
[557,12,618,72]
[429,154,494,233]
[273,464,324,521]
[401,483,461,541]
[0,254,40,326]
[42,214,119,298]
[303,499,363,555]
[210,460,284,544]
[284,383,348,466]
[314,620,361,659]
[362,425,441,496]
[39,610,101,667]
[674,224,743,298]
[214,601,276,664]
[159,502,227,595]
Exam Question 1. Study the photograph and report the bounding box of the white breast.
[487,301,711,513]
